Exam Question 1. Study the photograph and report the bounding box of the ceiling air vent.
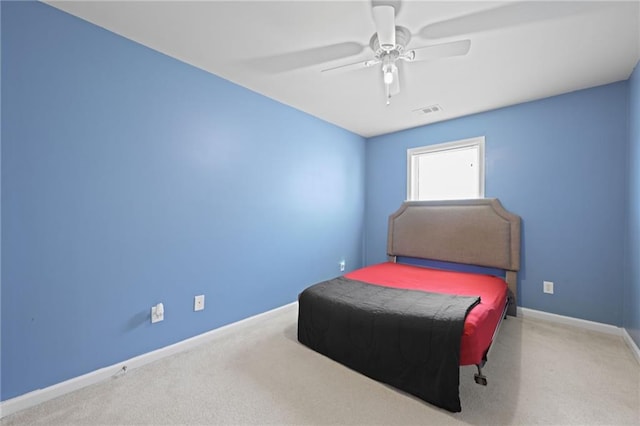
[414,104,443,115]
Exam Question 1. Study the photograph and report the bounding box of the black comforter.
[297,277,480,412]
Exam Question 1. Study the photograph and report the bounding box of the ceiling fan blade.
[373,5,396,50]
[246,42,366,73]
[409,39,471,62]
[321,58,378,74]
[419,2,607,39]
[389,67,400,96]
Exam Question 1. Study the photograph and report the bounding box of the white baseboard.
[517,307,640,366]
[0,302,298,419]
[622,328,640,365]
[516,307,622,335]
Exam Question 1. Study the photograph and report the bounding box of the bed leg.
[474,364,488,386]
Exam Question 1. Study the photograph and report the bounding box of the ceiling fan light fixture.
[382,54,397,83]
[383,70,394,84]
[383,63,396,85]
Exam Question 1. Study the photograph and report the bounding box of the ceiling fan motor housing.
[371,0,402,14]
[370,26,411,57]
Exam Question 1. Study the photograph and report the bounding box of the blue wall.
[626,62,640,348]
[2,0,637,404]
[1,2,365,400]
[366,83,629,327]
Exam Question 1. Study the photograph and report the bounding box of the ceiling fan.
[248,0,607,106]
[321,2,470,105]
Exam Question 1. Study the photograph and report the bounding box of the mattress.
[345,262,508,366]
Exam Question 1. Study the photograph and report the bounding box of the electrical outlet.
[194,295,205,311]
[339,260,346,272]
[543,281,554,294]
[151,302,164,323]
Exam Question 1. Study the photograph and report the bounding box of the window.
[407,137,485,201]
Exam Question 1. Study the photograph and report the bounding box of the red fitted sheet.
[345,262,508,366]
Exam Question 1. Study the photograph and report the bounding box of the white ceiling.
[47,0,640,138]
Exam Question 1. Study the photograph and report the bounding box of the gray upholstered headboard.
[387,198,521,316]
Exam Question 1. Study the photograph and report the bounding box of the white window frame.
[406,136,485,201]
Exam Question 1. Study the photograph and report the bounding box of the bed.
[297,198,521,412]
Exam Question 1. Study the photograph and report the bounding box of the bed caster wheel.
[474,374,487,386]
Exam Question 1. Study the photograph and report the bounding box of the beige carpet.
[2,304,639,425]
